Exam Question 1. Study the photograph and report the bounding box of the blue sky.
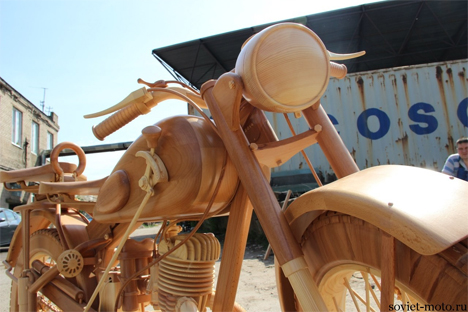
[0,0,382,179]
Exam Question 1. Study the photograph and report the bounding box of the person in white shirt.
[442,137,468,181]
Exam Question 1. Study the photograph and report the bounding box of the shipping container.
[267,60,468,191]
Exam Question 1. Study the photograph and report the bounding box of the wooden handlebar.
[330,62,347,79]
[92,102,148,141]
[90,87,206,141]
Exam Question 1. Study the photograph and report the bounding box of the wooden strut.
[19,207,34,312]
[283,113,323,187]
[380,231,396,312]
[201,73,328,312]
[212,185,253,312]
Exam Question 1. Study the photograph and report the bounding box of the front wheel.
[277,212,468,311]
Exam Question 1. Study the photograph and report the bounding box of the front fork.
[201,73,354,312]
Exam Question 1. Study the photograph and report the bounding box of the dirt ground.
[216,244,281,311]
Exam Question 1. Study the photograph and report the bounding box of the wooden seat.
[38,176,108,196]
[0,162,79,184]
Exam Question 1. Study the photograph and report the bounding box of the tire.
[9,229,78,312]
[277,212,468,311]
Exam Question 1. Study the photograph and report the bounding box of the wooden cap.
[142,125,162,149]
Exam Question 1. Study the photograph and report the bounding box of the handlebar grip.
[92,103,145,141]
[330,62,347,79]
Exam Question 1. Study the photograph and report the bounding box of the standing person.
[442,137,468,181]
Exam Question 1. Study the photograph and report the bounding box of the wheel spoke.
[406,293,415,305]
[361,271,371,312]
[350,289,377,312]
[361,271,381,309]
[401,290,413,312]
[344,277,362,312]
[333,296,344,312]
[370,274,382,292]
[369,280,380,309]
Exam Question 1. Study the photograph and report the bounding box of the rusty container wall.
[266,60,468,189]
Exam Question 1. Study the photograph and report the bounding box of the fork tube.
[202,81,302,265]
[302,104,359,178]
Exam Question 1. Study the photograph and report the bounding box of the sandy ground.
[218,244,280,311]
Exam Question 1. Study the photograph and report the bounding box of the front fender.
[285,165,468,255]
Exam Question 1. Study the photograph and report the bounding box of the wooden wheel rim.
[319,263,427,311]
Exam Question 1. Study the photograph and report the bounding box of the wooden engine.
[100,229,221,312]
[150,231,221,312]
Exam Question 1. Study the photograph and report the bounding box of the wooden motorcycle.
[2,23,467,312]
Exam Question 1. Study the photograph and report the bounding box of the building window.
[12,107,22,146]
[47,131,54,150]
[31,121,39,154]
